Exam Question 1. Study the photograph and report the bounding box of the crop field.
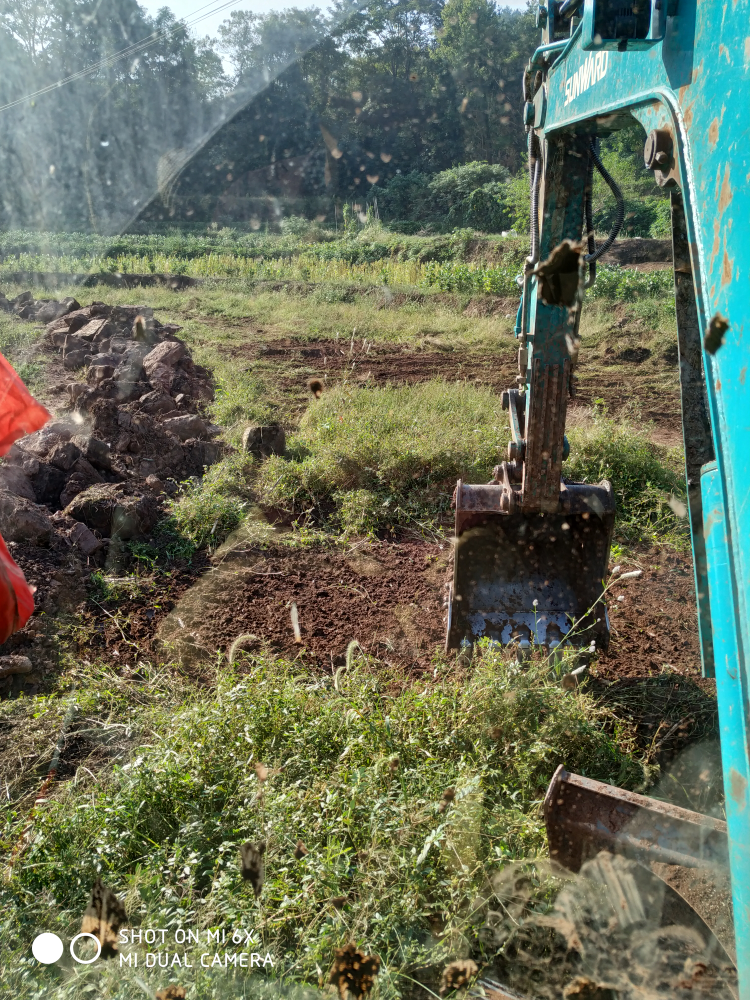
[0,227,674,299]
[0,235,722,1000]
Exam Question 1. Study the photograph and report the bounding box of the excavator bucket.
[445,479,615,654]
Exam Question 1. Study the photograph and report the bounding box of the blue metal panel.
[533,4,750,983]
[702,463,750,994]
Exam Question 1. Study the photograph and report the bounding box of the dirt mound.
[600,238,673,267]
[0,293,223,694]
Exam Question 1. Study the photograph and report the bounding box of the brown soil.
[67,534,706,688]
[155,538,451,672]
[225,337,518,393]
[69,553,211,674]
[224,336,682,435]
[601,238,672,266]
[596,548,702,680]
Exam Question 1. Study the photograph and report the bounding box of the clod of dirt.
[80,878,127,958]
[328,943,381,1000]
[138,390,177,416]
[440,960,479,995]
[438,787,455,813]
[161,413,208,441]
[239,840,266,897]
[563,978,619,1000]
[0,465,36,501]
[0,655,33,678]
[64,483,158,540]
[156,988,187,1000]
[242,423,286,457]
[294,839,309,859]
[704,314,729,355]
[69,521,103,556]
[0,491,53,545]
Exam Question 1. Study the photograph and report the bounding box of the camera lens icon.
[32,933,64,965]
[32,931,102,965]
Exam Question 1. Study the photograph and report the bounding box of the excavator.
[445,0,750,993]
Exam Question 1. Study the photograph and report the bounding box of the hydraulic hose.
[584,137,625,266]
[584,139,597,287]
[529,133,542,265]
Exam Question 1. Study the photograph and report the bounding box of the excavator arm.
[447,0,750,991]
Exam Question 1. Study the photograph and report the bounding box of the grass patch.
[255,381,507,535]
[0,645,644,999]
[168,453,255,549]
[564,417,688,547]
[252,384,687,545]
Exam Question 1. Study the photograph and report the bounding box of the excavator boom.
[447,0,750,991]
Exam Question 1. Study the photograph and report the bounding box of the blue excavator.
[445,0,750,993]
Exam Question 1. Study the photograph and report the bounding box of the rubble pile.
[0,292,225,693]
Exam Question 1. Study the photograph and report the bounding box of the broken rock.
[111,492,159,540]
[63,349,91,371]
[30,463,67,507]
[0,465,36,501]
[69,521,103,556]
[48,441,81,471]
[63,484,122,535]
[142,339,187,375]
[0,655,33,678]
[86,365,115,386]
[162,413,208,441]
[71,435,111,470]
[138,390,176,415]
[65,484,158,540]
[242,423,286,457]
[75,318,110,343]
[0,491,53,544]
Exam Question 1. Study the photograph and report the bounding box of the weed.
[565,417,688,547]
[254,381,506,535]
[0,646,645,999]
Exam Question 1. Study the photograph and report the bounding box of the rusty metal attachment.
[544,766,737,969]
[544,766,729,872]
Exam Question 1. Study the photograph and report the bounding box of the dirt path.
[223,335,683,438]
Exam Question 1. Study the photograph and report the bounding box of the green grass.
[564,419,688,547]
[0,247,673,300]
[167,453,255,550]
[254,382,507,536]
[0,645,644,1000]
[0,226,529,266]
[247,382,687,544]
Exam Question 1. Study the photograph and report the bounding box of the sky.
[138,0,528,41]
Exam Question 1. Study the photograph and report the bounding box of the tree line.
[0,0,667,236]
[0,0,539,232]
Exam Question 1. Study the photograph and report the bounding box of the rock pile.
[0,292,225,694]
[3,295,222,512]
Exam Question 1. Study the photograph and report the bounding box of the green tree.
[438,0,536,169]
